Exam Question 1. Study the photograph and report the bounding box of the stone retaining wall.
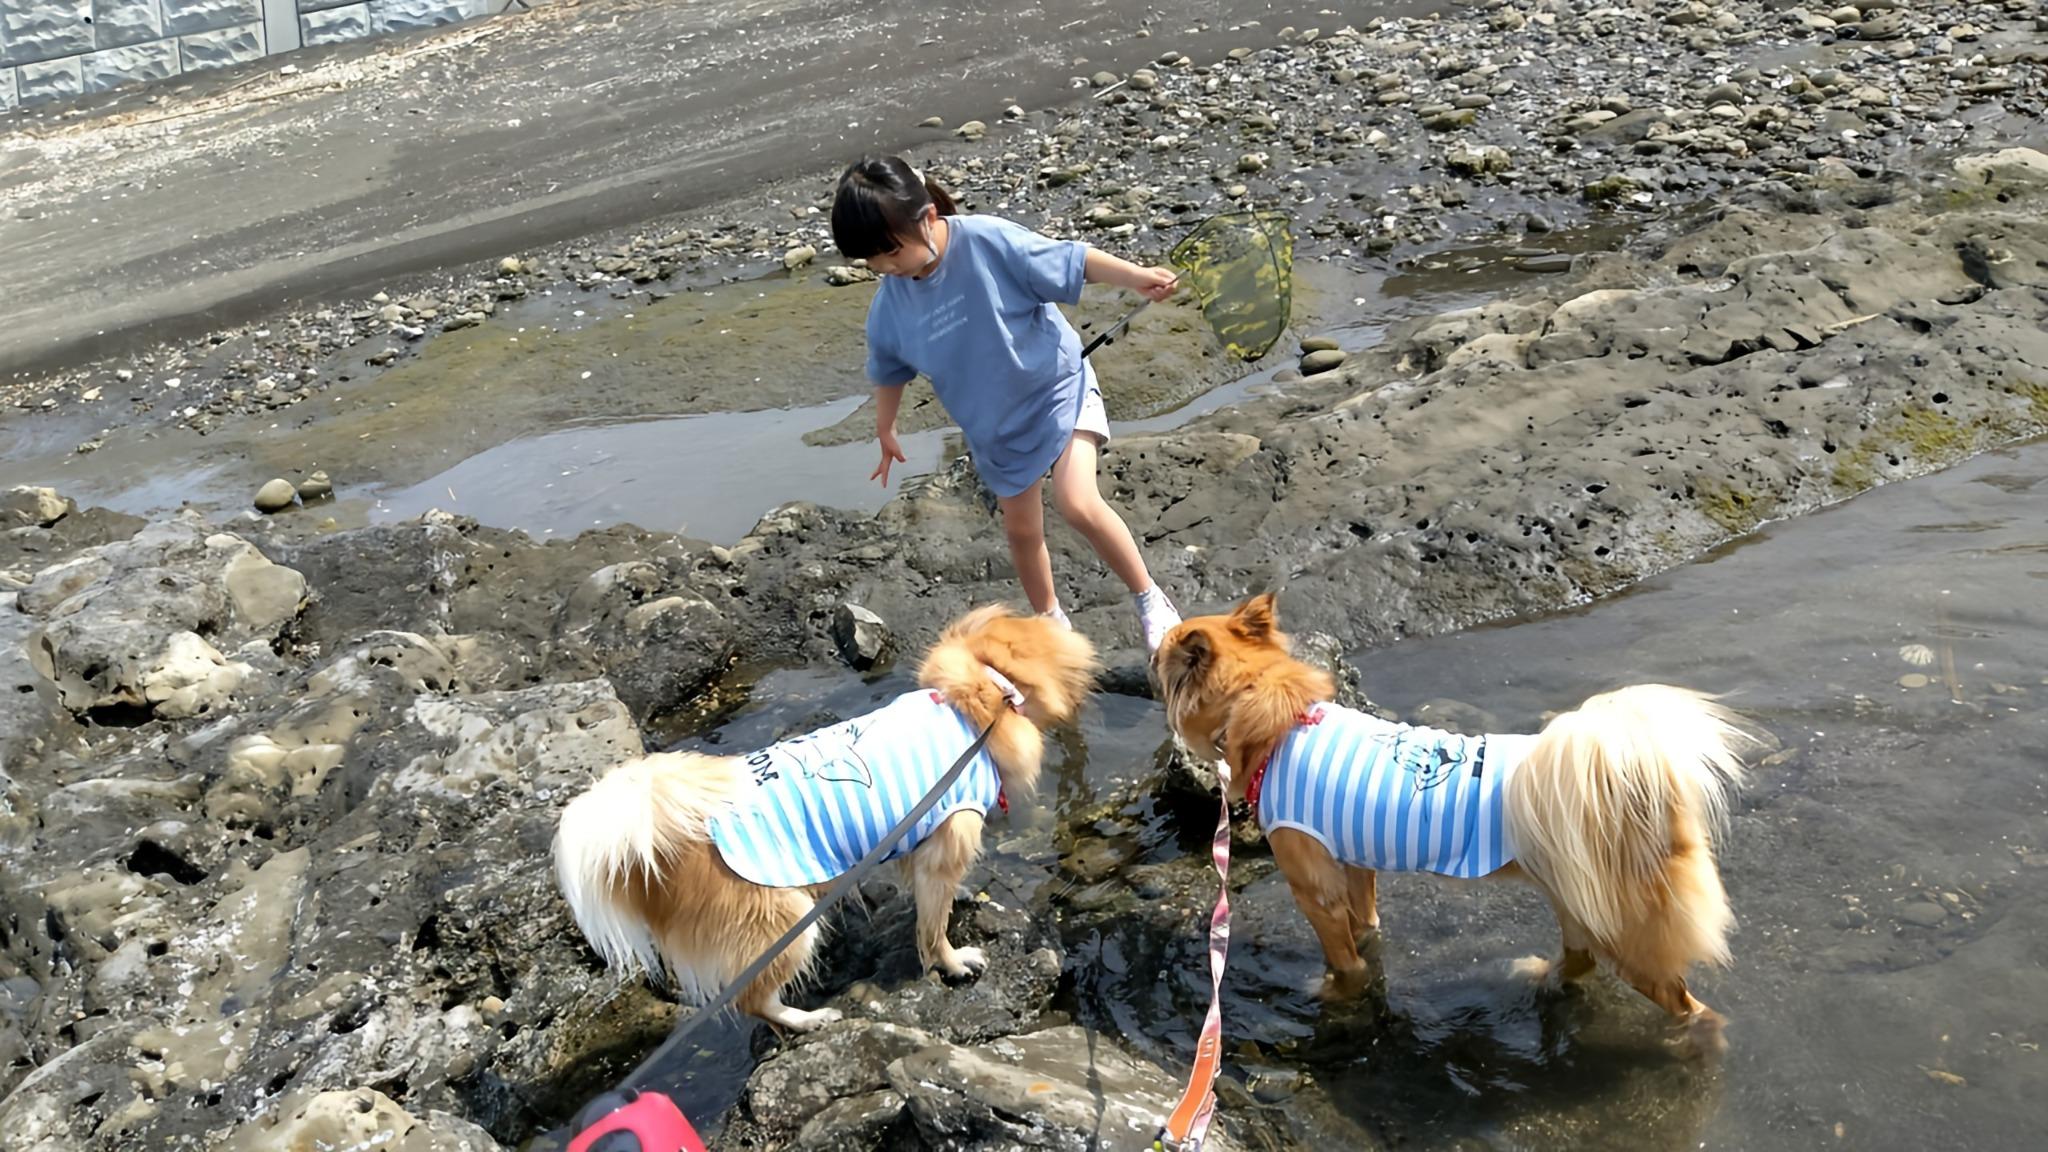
[0,0,503,109]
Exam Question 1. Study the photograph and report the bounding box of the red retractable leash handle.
[567,1090,707,1152]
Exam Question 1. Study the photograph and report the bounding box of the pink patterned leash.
[1155,754,1232,1150]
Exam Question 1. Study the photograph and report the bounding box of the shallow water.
[367,399,956,544]
[373,257,1523,543]
[1068,438,2048,1150]
[542,440,2048,1147]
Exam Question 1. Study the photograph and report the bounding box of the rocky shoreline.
[6,0,2043,436]
[5,5,2048,1151]
[5,152,2045,1150]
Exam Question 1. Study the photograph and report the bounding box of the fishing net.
[1166,210,1294,362]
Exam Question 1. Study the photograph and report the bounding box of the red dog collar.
[1242,707,1323,810]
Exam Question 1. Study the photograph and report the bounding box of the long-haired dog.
[554,605,1097,1032]
[1153,593,1760,1052]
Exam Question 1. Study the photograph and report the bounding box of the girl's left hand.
[1131,265,1180,302]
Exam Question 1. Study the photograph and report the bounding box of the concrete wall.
[0,0,503,108]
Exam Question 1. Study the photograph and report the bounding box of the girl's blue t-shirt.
[864,215,1088,498]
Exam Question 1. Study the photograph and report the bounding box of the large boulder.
[726,1022,1239,1152]
[18,514,307,721]
[548,560,737,723]
[2,486,73,529]
[220,1088,503,1152]
[0,660,648,1150]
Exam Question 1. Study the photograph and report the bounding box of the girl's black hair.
[831,156,959,260]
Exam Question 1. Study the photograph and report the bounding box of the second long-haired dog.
[554,605,1096,1031]
[1152,593,1760,1052]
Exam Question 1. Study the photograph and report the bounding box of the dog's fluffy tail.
[552,752,744,985]
[1505,685,1757,965]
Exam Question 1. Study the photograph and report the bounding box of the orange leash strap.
[1155,756,1233,1150]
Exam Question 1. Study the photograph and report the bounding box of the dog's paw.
[1318,965,1372,1002]
[938,946,989,979]
[763,1004,844,1034]
[1671,1009,1728,1060]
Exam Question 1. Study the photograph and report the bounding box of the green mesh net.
[1167,210,1294,362]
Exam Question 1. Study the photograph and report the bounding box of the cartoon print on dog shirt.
[711,691,1002,888]
[1256,703,1538,878]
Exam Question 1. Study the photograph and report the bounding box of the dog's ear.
[1157,627,1212,719]
[1164,627,1212,675]
[1229,592,1279,642]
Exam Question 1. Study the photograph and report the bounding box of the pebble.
[1445,144,1511,175]
[1237,152,1269,173]
[1300,349,1348,374]
[1299,336,1341,354]
[783,244,817,271]
[296,470,333,501]
[955,120,987,141]
[1897,901,1948,928]
[1898,673,1930,689]
[918,116,945,128]
[832,603,893,670]
[254,479,298,514]
[1092,71,1121,89]
[1129,69,1159,92]
[1517,253,1576,273]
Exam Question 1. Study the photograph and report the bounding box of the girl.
[830,155,1183,651]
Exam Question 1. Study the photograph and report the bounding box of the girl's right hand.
[872,428,908,486]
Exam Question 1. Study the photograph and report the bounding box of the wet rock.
[887,1025,1241,1151]
[1300,336,1341,354]
[296,470,334,501]
[836,894,1065,1043]
[1446,143,1511,176]
[254,478,298,513]
[271,519,471,649]
[219,1087,503,1151]
[827,265,879,286]
[1583,173,1640,203]
[1300,349,1349,375]
[550,561,737,724]
[1954,148,2048,186]
[955,120,988,141]
[19,515,307,721]
[743,1021,937,1133]
[832,602,893,670]
[1237,151,1269,173]
[794,1090,909,1149]
[918,116,944,128]
[784,244,818,270]
[1518,253,1576,273]
[4,486,74,529]
[1897,901,1949,927]
[1091,70,1120,89]
[4,659,641,1149]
